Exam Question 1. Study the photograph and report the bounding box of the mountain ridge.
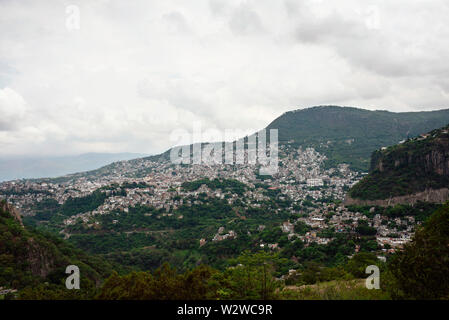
[21,105,449,183]
[266,105,449,170]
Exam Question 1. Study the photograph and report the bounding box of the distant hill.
[0,152,148,182]
[347,124,449,202]
[21,106,449,184]
[144,106,449,171]
[266,106,449,171]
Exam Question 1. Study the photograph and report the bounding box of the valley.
[1,106,449,299]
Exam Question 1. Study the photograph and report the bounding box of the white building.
[307,178,324,187]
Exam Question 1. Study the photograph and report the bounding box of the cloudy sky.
[1,0,449,157]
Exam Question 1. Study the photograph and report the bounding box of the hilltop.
[347,124,449,203]
[266,106,449,171]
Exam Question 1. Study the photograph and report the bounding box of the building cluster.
[292,203,415,251]
[0,146,415,254]
[1,146,359,217]
[212,227,237,242]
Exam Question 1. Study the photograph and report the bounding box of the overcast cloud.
[1,0,449,157]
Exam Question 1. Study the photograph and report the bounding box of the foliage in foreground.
[0,200,114,294]
[384,203,449,299]
[7,202,449,300]
[97,251,284,300]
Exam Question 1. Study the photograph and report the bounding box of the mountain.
[347,124,449,204]
[146,105,449,171]
[0,200,114,296]
[266,106,449,171]
[24,106,449,184]
[0,152,148,182]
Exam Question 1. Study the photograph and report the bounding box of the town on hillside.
[0,145,419,257]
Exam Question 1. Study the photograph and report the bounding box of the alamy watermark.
[365,265,380,290]
[66,5,80,31]
[169,123,278,175]
[65,265,80,290]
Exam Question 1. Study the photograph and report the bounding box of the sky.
[1,0,449,157]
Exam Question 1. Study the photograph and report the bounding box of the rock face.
[348,125,449,203]
[26,238,55,278]
[372,141,449,176]
[345,188,449,207]
[0,200,23,226]
[0,200,56,278]
[1,200,110,289]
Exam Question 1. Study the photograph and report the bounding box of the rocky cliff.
[0,200,113,289]
[345,188,449,206]
[0,200,23,226]
[347,125,449,204]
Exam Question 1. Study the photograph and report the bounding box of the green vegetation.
[355,221,377,236]
[279,279,390,300]
[350,125,449,199]
[96,264,216,300]
[60,189,109,216]
[69,233,158,255]
[20,250,285,300]
[54,195,298,272]
[120,181,151,189]
[0,200,115,296]
[385,202,449,299]
[6,107,449,300]
[182,178,247,195]
[347,202,441,222]
[4,200,449,300]
[267,106,449,171]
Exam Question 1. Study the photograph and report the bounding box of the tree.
[212,251,284,300]
[387,203,449,299]
[96,264,216,300]
[345,252,379,278]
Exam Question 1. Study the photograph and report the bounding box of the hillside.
[348,125,449,201]
[26,106,449,184]
[0,200,114,296]
[266,106,449,171]
[387,202,449,299]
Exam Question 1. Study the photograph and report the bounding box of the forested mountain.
[25,106,449,184]
[348,125,449,201]
[266,106,449,171]
[2,106,449,300]
[145,105,449,171]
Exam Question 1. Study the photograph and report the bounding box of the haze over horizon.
[0,152,149,182]
[1,0,449,158]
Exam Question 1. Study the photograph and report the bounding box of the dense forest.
[2,199,449,300]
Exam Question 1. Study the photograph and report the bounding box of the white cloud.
[0,87,27,131]
[0,0,448,156]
